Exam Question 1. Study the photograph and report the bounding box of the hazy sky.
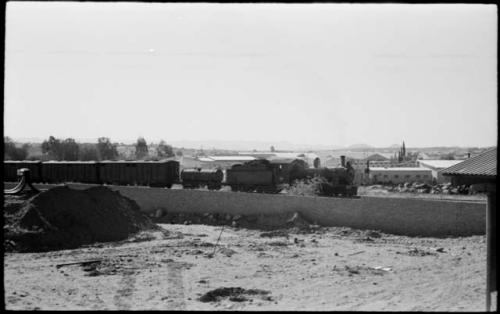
[4,2,498,148]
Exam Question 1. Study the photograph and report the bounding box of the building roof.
[238,152,319,160]
[441,147,497,177]
[239,152,276,157]
[197,157,214,162]
[368,153,393,160]
[418,159,464,169]
[329,151,393,160]
[417,152,431,159]
[369,167,431,172]
[200,156,256,162]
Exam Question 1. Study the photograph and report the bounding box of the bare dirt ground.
[4,223,494,311]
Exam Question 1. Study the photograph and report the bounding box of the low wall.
[5,183,486,237]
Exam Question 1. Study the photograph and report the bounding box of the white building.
[369,167,433,184]
[417,159,464,183]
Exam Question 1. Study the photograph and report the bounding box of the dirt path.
[3,224,495,311]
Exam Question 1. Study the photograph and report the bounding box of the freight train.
[4,157,357,196]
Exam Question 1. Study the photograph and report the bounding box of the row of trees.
[4,137,30,160]
[4,136,178,161]
[134,137,176,160]
[40,136,119,161]
[390,141,418,163]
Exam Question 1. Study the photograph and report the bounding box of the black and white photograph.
[3,1,497,311]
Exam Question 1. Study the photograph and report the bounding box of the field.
[4,223,494,311]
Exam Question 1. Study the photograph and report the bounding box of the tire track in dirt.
[164,261,190,310]
[113,269,137,310]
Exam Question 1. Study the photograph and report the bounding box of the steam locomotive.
[4,156,357,197]
[226,158,357,196]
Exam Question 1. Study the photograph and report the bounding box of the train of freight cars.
[3,157,357,197]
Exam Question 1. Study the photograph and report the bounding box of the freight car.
[3,160,180,188]
[181,168,223,190]
[41,161,100,184]
[226,159,281,193]
[99,161,179,188]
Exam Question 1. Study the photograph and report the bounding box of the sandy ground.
[4,223,495,311]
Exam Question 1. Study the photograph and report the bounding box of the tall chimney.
[340,155,346,167]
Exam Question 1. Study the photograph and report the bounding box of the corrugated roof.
[418,159,464,169]
[441,147,496,177]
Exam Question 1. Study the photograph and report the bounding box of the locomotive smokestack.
[340,155,346,167]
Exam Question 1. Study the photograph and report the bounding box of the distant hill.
[169,140,342,152]
[346,143,374,150]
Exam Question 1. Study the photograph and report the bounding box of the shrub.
[283,176,328,196]
[156,140,174,158]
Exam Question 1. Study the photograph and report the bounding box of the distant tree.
[97,137,118,160]
[41,136,81,160]
[406,151,418,161]
[440,153,455,160]
[156,140,174,158]
[270,146,275,152]
[4,136,15,154]
[27,154,47,161]
[135,137,148,160]
[4,137,29,160]
[79,144,99,161]
[61,138,79,160]
[175,150,183,157]
[41,136,62,160]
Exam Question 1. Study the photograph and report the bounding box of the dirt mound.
[4,186,159,252]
